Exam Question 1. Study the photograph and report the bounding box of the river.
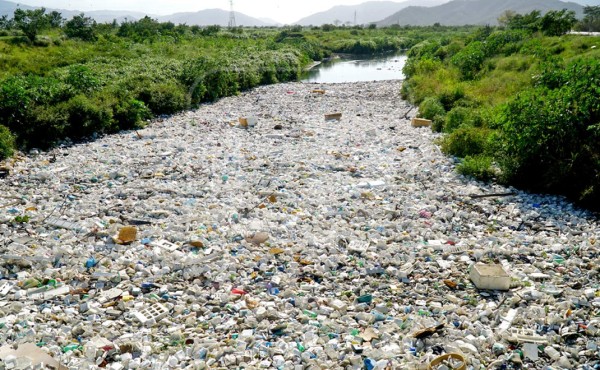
[301,52,407,83]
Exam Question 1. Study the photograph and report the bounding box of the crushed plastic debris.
[0,81,598,369]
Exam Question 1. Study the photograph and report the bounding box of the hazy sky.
[13,0,381,24]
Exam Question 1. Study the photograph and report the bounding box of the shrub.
[0,125,15,159]
[438,85,466,111]
[26,104,68,148]
[484,30,527,56]
[112,97,150,129]
[451,41,486,80]
[33,37,52,47]
[457,155,496,181]
[180,57,211,105]
[444,107,483,132]
[201,25,221,36]
[62,94,112,138]
[441,126,491,158]
[499,58,600,206]
[418,97,445,120]
[0,75,73,135]
[64,65,101,93]
[402,57,443,79]
[137,82,189,115]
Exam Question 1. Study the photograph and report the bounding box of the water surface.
[301,53,407,83]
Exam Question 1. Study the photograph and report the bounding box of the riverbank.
[0,81,598,369]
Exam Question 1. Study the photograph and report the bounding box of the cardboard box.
[325,113,342,121]
[411,117,432,128]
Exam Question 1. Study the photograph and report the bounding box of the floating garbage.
[0,81,598,368]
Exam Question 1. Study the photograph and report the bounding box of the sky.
[12,0,383,24]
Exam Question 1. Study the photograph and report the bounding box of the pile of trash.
[0,81,598,369]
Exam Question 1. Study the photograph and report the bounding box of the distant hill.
[294,0,449,26]
[377,0,585,26]
[0,0,34,15]
[0,1,270,26]
[158,9,273,27]
[570,0,598,5]
[0,0,146,23]
[76,10,148,24]
[258,17,282,26]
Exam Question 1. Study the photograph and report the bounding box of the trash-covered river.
[0,80,598,369]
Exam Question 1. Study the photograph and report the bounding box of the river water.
[301,52,407,83]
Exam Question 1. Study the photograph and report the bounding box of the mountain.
[294,0,449,26]
[0,0,146,23]
[0,0,34,15]
[258,17,282,26]
[0,1,270,26]
[158,9,272,27]
[569,0,598,5]
[377,0,585,26]
[77,10,149,23]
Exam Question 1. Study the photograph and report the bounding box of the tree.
[505,10,541,32]
[578,6,600,32]
[539,9,577,36]
[13,8,49,42]
[64,13,97,41]
[498,10,517,28]
[0,15,14,30]
[117,16,161,41]
[47,10,64,28]
[200,25,220,36]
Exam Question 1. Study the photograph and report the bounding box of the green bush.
[457,155,496,181]
[64,65,101,93]
[444,107,483,132]
[438,85,466,111]
[0,125,15,159]
[200,25,221,36]
[484,30,526,56]
[62,94,112,138]
[441,126,491,158]
[26,104,68,148]
[418,97,445,120]
[499,58,599,206]
[112,97,150,129]
[0,75,73,136]
[451,41,486,80]
[64,13,97,41]
[137,82,189,115]
[407,40,442,59]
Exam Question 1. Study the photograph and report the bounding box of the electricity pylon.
[228,0,236,28]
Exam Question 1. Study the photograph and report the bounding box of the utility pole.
[228,0,236,28]
[354,11,357,26]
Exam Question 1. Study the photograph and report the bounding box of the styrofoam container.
[469,263,511,290]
